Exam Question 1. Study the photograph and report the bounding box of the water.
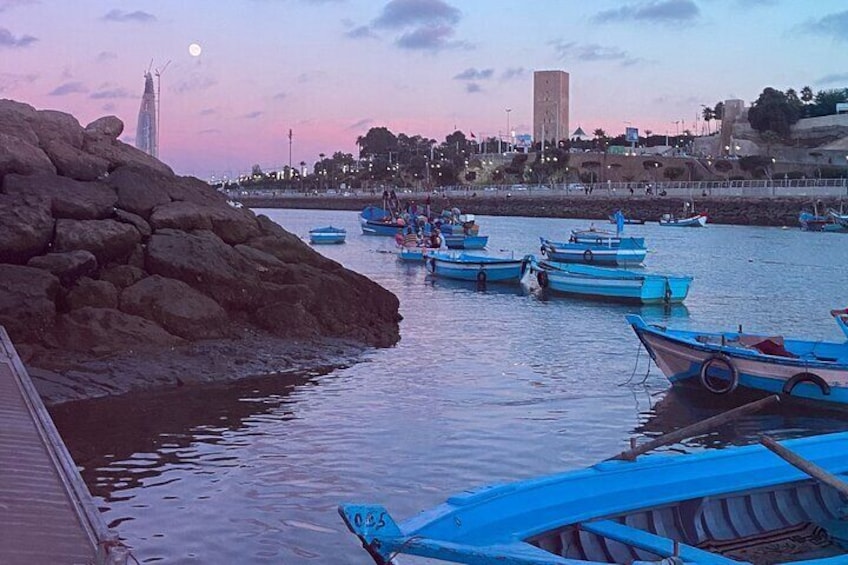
[50,209,848,563]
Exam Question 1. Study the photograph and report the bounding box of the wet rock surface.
[0,99,401,405]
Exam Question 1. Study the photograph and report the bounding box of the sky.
[2,0,847,180]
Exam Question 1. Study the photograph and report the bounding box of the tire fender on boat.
[698,354,739,394]
[540,245,547,256]
[476,270,487,283]
[536,270,549,288]
[583,249,594,263]
[782,372,831,396]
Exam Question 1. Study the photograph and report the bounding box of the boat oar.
[760,435,848,498]
[611,395,780,461]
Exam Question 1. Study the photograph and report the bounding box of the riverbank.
[237,193,844,227]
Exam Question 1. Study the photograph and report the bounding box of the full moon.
[189,43,202,57]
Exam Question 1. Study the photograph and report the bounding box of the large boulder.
[54,218,141,263]
[0,264,60,342]
[0,193,54,263]
[30,109,84,149]
[149,200,261,244]
[65,277,119,310]
[85,116,123,139]
[48,307,184,353]
[27,250,98,285]
[0,132,56,176]
[120,275,229,340]
[40,139,110,181]
[4,173,117,220]
[113,209,152,238]
[84,136,174,176]
[106,165,172,218]
[0,99,39,145]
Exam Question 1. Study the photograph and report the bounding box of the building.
[135,71,157,158]
[533,70,570,146]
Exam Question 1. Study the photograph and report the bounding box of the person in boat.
[381,189,390,211]
[428,228,442,249]
[403,225,420,248]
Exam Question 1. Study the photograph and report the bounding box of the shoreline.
[239,193,843,227]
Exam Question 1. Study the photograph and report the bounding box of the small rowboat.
[359,205,407,236]
[628,313,848,405]
[308,226,346,244]
[442,233,489,250]
[341,421,848,565]
[426,251,531,284]
[529,259,692,304]
[540,236,647,266]
[658,213,708,227]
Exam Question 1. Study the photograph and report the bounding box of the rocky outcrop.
[0,99,401,402]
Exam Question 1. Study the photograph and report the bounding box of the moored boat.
[627,313,848,405]
[529,259,692,304]
[340,429,848,565]
[426,251,531,284]
[442,233,489,250]
[359,205,407,236]
[308,225,346,244]
[659,212,708,227]
[540,235,647,266]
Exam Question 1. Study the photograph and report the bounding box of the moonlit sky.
[2,0,847,179]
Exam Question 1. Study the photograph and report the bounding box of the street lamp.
[505,108,512,152]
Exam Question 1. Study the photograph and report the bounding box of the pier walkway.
[0,327,128,564]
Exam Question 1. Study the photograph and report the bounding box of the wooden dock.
[0,327,129,564]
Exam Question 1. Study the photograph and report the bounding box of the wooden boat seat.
[579,520,741,564]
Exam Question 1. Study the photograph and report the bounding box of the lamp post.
[505,108,512,152]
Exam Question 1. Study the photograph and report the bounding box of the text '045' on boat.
[340,408,848,565]
[627,312,848,406]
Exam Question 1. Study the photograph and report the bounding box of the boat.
[426,251,531,284]
[340,427,848,565]
[828,208,848,229]
[398,246,430,262]
[659,202,708,227]
[798,211,844,232]
[539,235,647,266]
[627,313,848,405]
[359,205,407,236]
[308,225,346,244]
[442,233,489,250]
[529,258,692,304]
[831,307,848,339]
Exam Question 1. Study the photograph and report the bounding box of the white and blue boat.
[628,313,848,404]
[530,259,692,304]
[341,429,848,564]
[540,235,647,266]
[443,233,489,250]
[398,246,431,263]
[308,225,346,244]
[426,251,531,284]
[359,205,407,236]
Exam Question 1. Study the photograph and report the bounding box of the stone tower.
[533,70,570,146]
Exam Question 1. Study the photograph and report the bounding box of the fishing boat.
[539,235,647,266]
[440,214,489,249]
[340,425,848,565]
[826,208,848,231]
[529,259,692,304]
[426,251,531,284]
[659,202,708,227]
[398,246,431,262]
[359,205,407,236]
[308,226,346,244]
[834,307,848,339]
[627,313,848,405]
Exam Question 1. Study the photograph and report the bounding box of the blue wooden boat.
[360,205,407,236]
[308,225,346,244]
[540,235,647,266]
[530,259,692,304]
[799,211,847,232]
[443,233,489,250]
[426,251,531,284]
[398,246,431,262]
[628,313,848,404]
[834,308,848,339]
[659,212,708,227]
[341,429,848,564]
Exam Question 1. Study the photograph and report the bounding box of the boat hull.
[541,237,647,266]
[341,431,848,564]
[533,261,691,304]
[309,226,346,244]
[658,214,708,227]
[398,247,431,262]
[359,205,406,236]
[443,234,489,250]
[628,315,848,405]
[427,252,528,283]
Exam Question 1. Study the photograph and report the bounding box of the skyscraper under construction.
[135,71,157,158]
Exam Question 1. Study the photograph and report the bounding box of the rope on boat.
[618,340,652,386]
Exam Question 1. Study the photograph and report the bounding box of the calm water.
[51,209,848,563]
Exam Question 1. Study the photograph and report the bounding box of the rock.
[40,138,110,181]
[100,264,147,289]
[65,277,118,310]
[85,115,123,139]
[30,109,84,149]
[149,200,213,232]
[120,275,229,340]
[0,99,39,145]
[4,173,117,220]
[27,250,98,285]
[0,193,54,263]
[0,132,56,176]
[84,137,174,176]
[113,209,152,238]
[106,165,172,218]
[48,307,184,353]
[54,218,141,263]
[0,264,60,342]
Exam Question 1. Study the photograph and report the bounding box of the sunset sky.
[2,0,847,179]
